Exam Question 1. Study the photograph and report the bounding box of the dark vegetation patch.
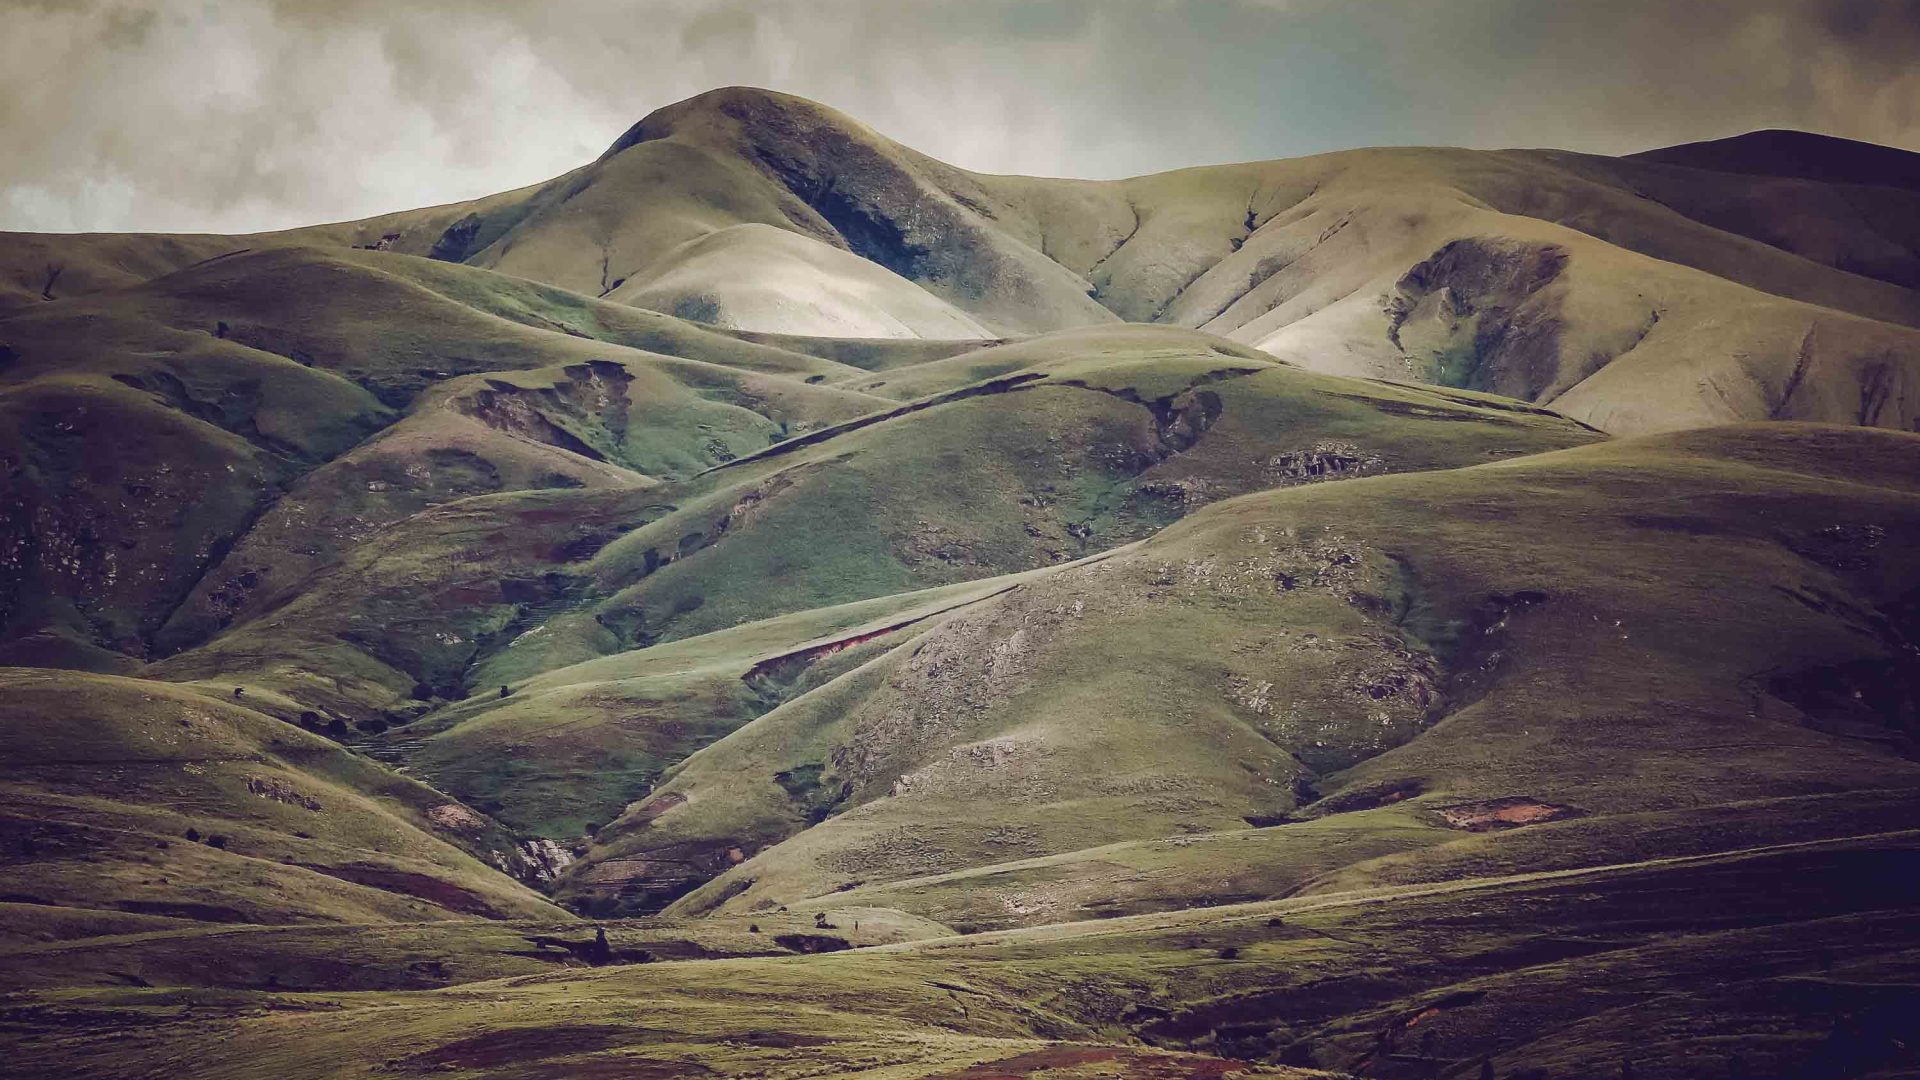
[428,213,485,262]
[773,932,851,953]
[1055,365,1261,460]
[425,201,542,264]
[292,864,496,916]
[775,764,852,822]
[740,111,938,280]
[1385,238,1569,400]
[671,294,722,325]
[108,370,314,462]
[1792,523,1888,572]
[399,1025,653,1070]
[1767,586,1920,755]
[1771,657,1920,756]
[1310,779,1425,816]
[1329,391,1524,425]
[773,762,826,801]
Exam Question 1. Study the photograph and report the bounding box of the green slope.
[7,832,1915,1079]
[0,669,563,925]
[561,423,1920,916]
[151,324,1592,850]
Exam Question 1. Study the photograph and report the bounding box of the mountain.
[2,88,1918,1080]
[10,89,1920,431]
[1631,128,1920,192]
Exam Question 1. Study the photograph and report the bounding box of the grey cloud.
[1,0,1914,233]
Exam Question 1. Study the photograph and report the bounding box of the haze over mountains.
[2,88,1918,1080]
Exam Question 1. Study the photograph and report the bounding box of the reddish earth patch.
[930,1046,1255,1079]
[426,802,487,832]
[1434,797,1584,832]
[627,791,687,826]
[742,619,916,687]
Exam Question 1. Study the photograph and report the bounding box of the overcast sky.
[4,0,1918,233]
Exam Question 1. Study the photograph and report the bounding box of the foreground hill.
[9,831,1917,1079]
[0,669,562,925]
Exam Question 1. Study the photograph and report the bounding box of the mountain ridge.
[7,88,1918,432]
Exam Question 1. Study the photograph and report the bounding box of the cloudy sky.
[4,0,1918,233]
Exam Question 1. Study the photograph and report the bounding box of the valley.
[2,87,1917,1079]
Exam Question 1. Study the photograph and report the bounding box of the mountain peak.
[1630,128,1920,191]
[600,86,857,161]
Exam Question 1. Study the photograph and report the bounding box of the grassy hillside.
[562,423,1920,916]
[425,92,1920,433]
[138,324,1591,853]
[0,907,950,994]
[7,831,1915,1079]
[0,669,563,925]
[610,222,993,338]
[0,242,893,667]
[4,87,1919,1080]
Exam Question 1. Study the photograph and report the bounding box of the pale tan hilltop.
[609,222,993,338]
[7,88,1916,431]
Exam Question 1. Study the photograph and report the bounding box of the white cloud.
[1,0,1913,233]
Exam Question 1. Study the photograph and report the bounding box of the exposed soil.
[743,619,921,696]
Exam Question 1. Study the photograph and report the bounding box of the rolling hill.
[2,87,1918,1080]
